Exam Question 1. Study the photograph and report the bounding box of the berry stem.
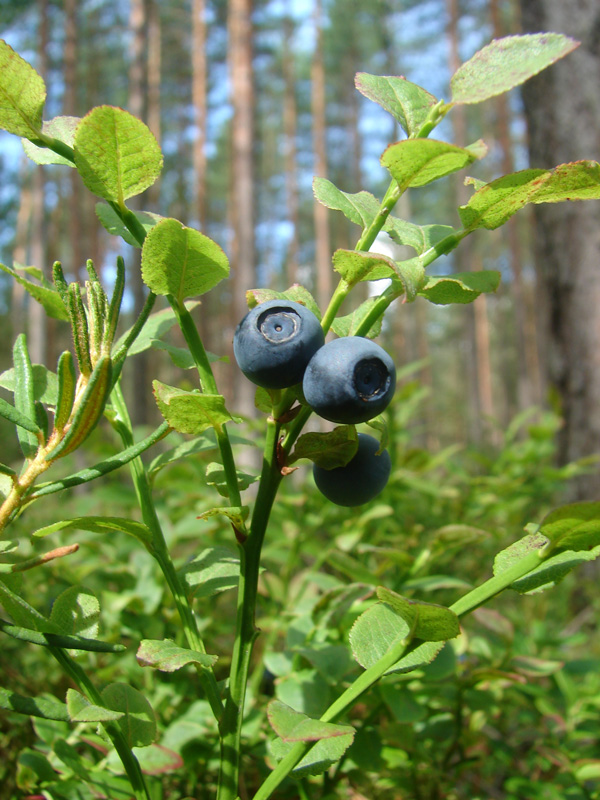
[217,415,282,800]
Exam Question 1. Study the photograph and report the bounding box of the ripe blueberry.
[302,337,396,424]
[233,299,325,389]
[313,433,391,507]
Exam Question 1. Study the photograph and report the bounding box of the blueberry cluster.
[233,301,395,506]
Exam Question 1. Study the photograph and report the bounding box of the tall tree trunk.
[192,0,207,232]
[282,11,300,287]
[128,0,150,425]
[520,0,600,499]
[63,0,83,281]
[311,0,331,312]
[228,0,255,415]
[29,0,49,366]
[447,0,495,443]
[491,0,541,411]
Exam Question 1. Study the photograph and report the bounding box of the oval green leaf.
[451,33,579,105]
[141,218,229,301]
[0,40,46,138]
[355,73,437,137]
[74,105,163,203]
[100,683,157,748]
[381,138,481,191]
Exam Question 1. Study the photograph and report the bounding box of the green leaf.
[54,351,76,431]
[0,40,46,138]
[13,334,39,458]
[459,161,600,231]
[17,748,58,788]
[0,363,59,405]
[179,546,241,599]
[141,218,229,301]
[205,462,258,498]
[0,576,58,632]
[537,502,600,551]
[376,587,461,641]
[100,683,157,748]
[32,516,153,549]
[113,300,200,357]
[0,618,125,652]
[66,688,124,723]
[573,761,600,783]
[49,586,100,639]
[269,732,355,779]
[289,426,358,469]
[313,177,380,230]
[450,33,579,105]
[0,686,69,721]
[45,356,112,460]
[509,546,600,595]
[381,138,483,191]
[22,115,78,166]
[493,531,549,579]
[331,297,383,339]
[332,249,396,286]
[74,105,163,203]
[419,270,501,304]
[0,396,41,436]
[268,699,355,743]
[349,603,410,670]
[355,73,438,136]
[197,506,250,532]
[153,381,238,434]
[0,263,68,321]
[389,259,427,302]
[384,219,457,256]
[147,432,218,475]
[136,639,218,671]
[96,203,163,247]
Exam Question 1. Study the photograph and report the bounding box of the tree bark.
[311,0,331,312]
[447,0,495,443]
[520,0,600,498]
[28,0,49,366]
[491,0,541,411]
[228,0,256,416]
[128,0,151,425]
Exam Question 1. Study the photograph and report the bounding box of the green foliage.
[0,29,599,800]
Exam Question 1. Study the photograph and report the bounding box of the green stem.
[49,646,151,800]
[110,383,224,721]
[168,296,243,507]
[355,180,402,252]
[252,543,550,800]
[217,417,282,800]
[353,228,470,337]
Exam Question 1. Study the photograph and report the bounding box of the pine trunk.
[311,0,331,312]
[228,0,256,415]
[520,0,600,499]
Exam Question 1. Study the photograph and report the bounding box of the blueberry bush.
[1,32,600,800]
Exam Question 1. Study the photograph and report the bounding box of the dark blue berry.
[233,299,325,389]
[302,337,396,424]
[313,433,391,506]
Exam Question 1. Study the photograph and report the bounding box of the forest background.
[2,2,600,798]
[1,0,599,494]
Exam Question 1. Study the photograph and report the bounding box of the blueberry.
[233,299,325,389]
[302,337,396,424]
[313,433,391,507]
